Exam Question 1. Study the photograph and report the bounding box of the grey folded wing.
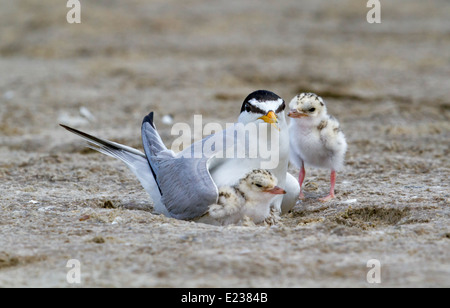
[141,112,218,220]
[151,156,218,220]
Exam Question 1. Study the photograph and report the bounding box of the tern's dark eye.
[255,183,263,188]
[309,107,316,112]
[245,103,251,112]
[275,101,286,113]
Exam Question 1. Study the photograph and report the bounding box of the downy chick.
[288,93,347,201]
[195,169,286,225]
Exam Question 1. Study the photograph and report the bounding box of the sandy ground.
[0,0,449,287]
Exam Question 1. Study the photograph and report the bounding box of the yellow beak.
[258,111,279,130]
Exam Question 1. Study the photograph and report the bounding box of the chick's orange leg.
[298,163,306,199]
[319,170,336,202]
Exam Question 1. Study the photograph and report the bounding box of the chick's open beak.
[264,186,286,195]
[258,111,279,130]
[287,109,308,118]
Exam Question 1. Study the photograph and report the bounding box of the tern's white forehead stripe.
[248,98,283,112]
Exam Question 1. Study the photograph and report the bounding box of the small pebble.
[112,217,123,225]
[3,90,15,100]
[161,114,174,125]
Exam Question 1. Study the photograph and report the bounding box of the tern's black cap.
[240,90,283,113]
